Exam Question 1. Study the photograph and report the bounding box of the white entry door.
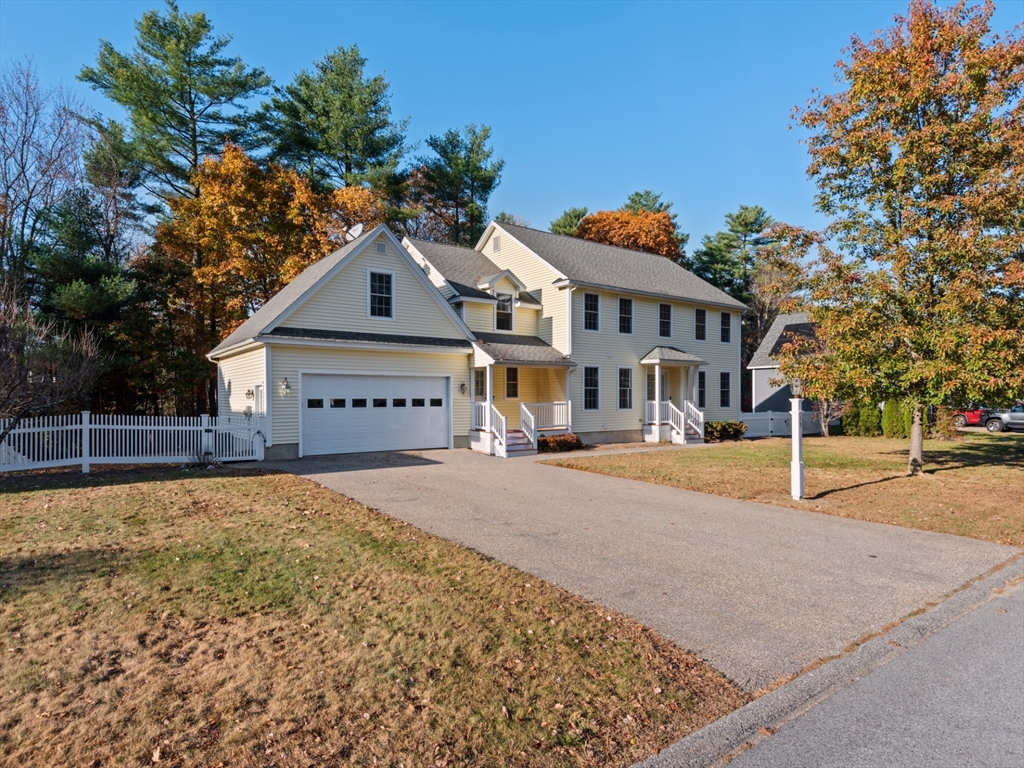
[301,374,449,456]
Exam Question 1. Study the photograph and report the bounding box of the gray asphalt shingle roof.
[210,230,374,358]
[267,327,471,348]
[748,312,813,368]
[640,346,707,365]
[407,239,502,302]
[473,332,575,366]
[493,222,747,310]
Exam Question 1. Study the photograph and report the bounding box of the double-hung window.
[695,308,706,340]
[697,371,706,408]
[505,367,519,398]
[369,271,393,318]
[583,293,600,331]
[720,312,731,343]
[474,369,486,399]
[495,293,513,331]
[659,303,672,338]
[618,368,633,410]
[618,298,633,334]
[720,372,731,408]
[583,367,600,410]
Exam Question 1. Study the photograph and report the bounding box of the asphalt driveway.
[270,447,1018,692]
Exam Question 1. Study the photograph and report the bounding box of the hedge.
[704,420,748,442]
[537,433,585,452]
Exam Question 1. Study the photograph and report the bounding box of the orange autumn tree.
[576,209,684,259]
[155,143,386,413]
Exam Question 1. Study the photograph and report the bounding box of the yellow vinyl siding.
[268,344,473,446]
[481,228,568,351]
[280,234,464,340]
[570,290,742,434]
[488,366,569,428]
[463,301,494,333]
[513,305,539,336]
[217,347,265,418]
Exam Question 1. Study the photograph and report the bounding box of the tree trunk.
[908,405,925,476]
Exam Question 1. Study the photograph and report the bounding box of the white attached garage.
[301,373,451,456]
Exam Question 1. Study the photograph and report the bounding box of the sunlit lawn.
[549,433,1023,546]
[0,468,746,767]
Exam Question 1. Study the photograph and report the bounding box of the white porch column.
[486,365,493,430]
[565,367,573,431]
[654,363,661,424]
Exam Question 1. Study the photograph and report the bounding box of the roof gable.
[748,312,814,368]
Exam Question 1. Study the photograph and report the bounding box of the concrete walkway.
[270,447,1018,692]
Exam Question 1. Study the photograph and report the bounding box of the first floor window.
[698,371,706,408]
[505,367,519,398]
[695,308,707,340]
[659,303,672,337]
[720,371,731,408]
[474,369,486,398]
[496,293,513,331]
[618,297,633,334]
[618,368,633,410]
[369,271,393,318]
[647,369,656,401]
[584,366,599,410]
[721,312,732,343]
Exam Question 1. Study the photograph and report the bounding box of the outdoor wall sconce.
[245,388,254,400]
[459,381,467,395]
[281,377,291,395]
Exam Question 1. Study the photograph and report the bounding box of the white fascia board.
[260,336,472,356]
[206,339,262,362]
[471,344,495,366]
[477,268,527,292]
[552,278,747,312]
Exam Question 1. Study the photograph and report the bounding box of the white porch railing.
[520,403,537,449]
[683,400,705,440]
[645,400,673,424]
[490,404,506,449]
[522,401,571,431]
[668,402,686,442]
[472,401,489,431]
[0,411,264,474]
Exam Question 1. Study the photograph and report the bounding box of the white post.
[791,397,804,499]
[486,365,493,431]
[565,368,573,432]
[201,413,212,458]
[654,363,661,425]
[81,410,90,474]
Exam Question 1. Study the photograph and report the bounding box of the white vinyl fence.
[740,411,823,438]
[0,411,264,474]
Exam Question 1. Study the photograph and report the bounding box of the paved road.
[728,576,1024,768]
[270,448,1017,692]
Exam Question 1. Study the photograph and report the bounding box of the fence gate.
[0,412,265,474]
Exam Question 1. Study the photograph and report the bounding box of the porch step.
[503,429,538,456]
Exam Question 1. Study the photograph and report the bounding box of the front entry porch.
[641,347,706,444]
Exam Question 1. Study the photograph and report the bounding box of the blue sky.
[1,0,1019,247]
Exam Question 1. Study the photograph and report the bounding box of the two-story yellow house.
[209,221,745,459]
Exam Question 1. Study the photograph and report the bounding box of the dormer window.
[495,293,513,331]
[369,270,393,318]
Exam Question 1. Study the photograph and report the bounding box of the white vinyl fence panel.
[0,411,264,474]
[741,411,822,438]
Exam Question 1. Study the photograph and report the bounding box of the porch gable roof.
[473,333,576,366]
[641,346,707,365]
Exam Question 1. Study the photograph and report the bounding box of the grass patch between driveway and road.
[0,467,746,767]
[549,433,1023,546]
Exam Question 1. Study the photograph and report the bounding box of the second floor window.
[721,312,731,343]
[369,271,393,318]
[496,293,513,331]
[584,293,599,331]
[695,308,706,340]
[619,298,633,334]
[659,303,672,338]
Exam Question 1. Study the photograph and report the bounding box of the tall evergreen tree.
[259,45,409,192]
[78,0,270,204]
[549,206,588,236]
[690,205,773,301]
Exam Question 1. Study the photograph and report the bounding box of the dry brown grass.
[549,433,1024,546]
[0,467,747,767]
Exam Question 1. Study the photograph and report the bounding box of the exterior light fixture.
[281,377,291,395]
[245,388,255,400]
[790,376,804,499]
[459,381,468,395]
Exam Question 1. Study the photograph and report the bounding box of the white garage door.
[301,374,449,456]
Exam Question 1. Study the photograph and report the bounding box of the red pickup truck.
[952,407,990,427]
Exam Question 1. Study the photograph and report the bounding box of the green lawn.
[550,433,1024,546]
[0,468,746,767]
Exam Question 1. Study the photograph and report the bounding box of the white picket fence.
[740,411,823,438]
[0,411,265,474]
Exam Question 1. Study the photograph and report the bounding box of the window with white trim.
[584,293,599,331]
[496,293,513,331]
[721,312,731,343]
[583,367,599,410]
[618,297,633,334]
[474,369,486,399]
[698,371,706,408]
[369,271,393,318]
[505,367,519,398]
[695,308,706,340]
[720,371,731,408]
[659,303,672,338]
[618,368,633,410]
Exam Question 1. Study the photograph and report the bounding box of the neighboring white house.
[747,312,816,412]
[208,222,745,459]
